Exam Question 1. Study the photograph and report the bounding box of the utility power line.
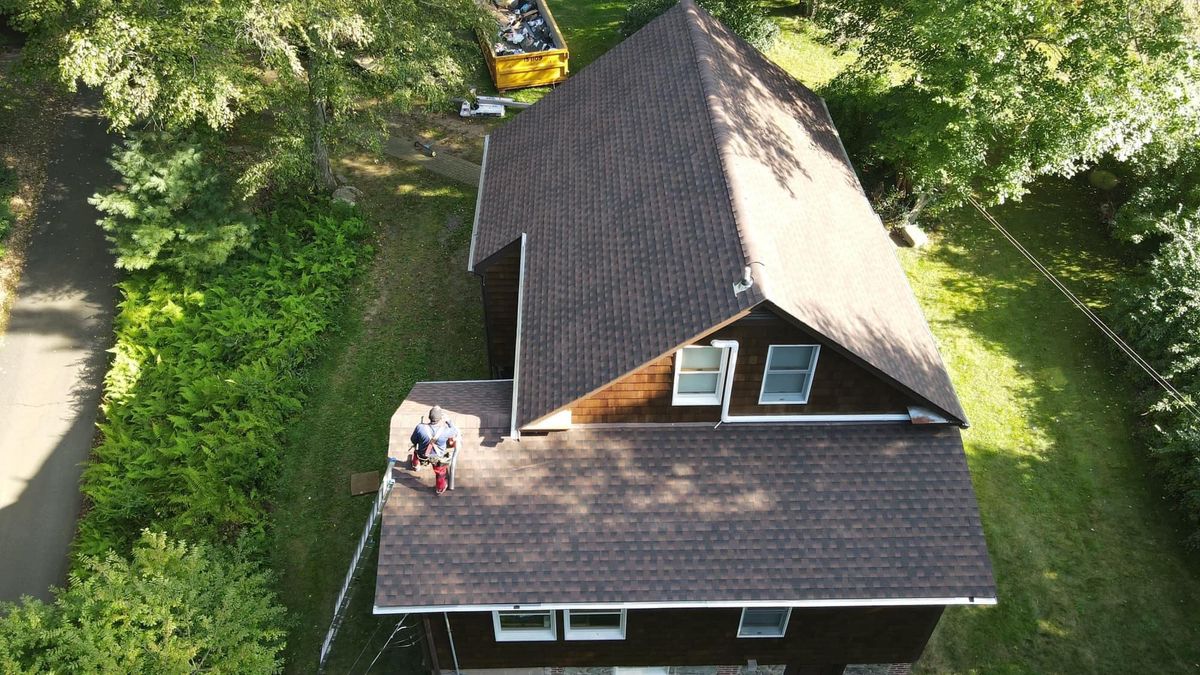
[965,196,1200,422]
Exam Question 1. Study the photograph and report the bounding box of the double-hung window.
[758,345,820,404]
[492,610,557,642]
[737,607,791,638]
[564,609,627,640]
[672,345,730,406]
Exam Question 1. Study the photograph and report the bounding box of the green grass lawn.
[903,180,1200,673]
[271,158,488,674]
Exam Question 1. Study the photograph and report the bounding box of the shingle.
[374,382,995,609]
[470,1,966,428]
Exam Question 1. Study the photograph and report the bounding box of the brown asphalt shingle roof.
[374,382,994,610]
[471,1,966,428]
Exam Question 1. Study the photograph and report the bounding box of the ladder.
[318,458,397,671]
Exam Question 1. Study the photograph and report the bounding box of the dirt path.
[0,93,117,602]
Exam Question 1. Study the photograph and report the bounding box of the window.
[564,609,627,640]
[758,345,820,404]
[492,610,557,642]
[672,345,729,405]
[737,607,791,638]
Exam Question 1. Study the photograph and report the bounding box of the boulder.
[333,185,363,205]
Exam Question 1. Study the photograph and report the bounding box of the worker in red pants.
[409,406,459,494]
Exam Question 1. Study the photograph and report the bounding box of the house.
[372,2,995,673]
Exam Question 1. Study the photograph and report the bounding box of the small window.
[758,345,820,404]
[564,609,627,640]
[672,346,729,406]
[738,607,791,638]
[492,610,557,642]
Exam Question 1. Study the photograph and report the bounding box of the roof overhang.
[374,596,998,615]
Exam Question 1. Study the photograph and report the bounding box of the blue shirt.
[411,420,458,457]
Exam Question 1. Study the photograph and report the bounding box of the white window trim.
[758,344,821,405]
[737,607,792,638]
[564,609,627,641]
[492,610,557,642]
[672,345,730,406]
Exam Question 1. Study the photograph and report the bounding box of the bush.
[1111,150,1200,547]
[623,0,780,50]
[0,163,16,240]
[0,531,286,674]
[75,202,368,557]
[90,133,256,272]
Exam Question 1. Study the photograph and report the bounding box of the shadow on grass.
[272,157,487,674]
[909,178,1200,673]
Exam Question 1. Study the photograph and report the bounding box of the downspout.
[444,612,462,674]
[710,339,740,424]
[708,339,911,424]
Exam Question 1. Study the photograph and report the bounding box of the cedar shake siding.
[426,607,943,669]
[477,240,521,379]
[570,307,918,424]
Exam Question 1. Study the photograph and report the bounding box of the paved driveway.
[0,96,117,602]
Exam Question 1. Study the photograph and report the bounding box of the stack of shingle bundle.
[486,0,557,56]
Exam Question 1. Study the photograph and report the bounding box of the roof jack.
[732,261,764,295]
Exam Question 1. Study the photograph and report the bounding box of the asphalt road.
[0,95,117,602]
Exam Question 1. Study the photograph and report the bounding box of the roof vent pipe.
[732,262,764,295]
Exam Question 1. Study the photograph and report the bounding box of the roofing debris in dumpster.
[486,0,558,56]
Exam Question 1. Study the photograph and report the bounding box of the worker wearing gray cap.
[409,406,459,494]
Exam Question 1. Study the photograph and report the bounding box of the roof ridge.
[679,0,770,299]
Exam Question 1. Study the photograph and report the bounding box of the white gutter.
[375,596,996,615]
[508,233,528,439]
[466,135,490,273]
[708,339,910,424]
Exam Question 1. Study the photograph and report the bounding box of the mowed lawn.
[271,159,488,674]
[901,182,1200,673]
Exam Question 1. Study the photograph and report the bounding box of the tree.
[819,0,1200,217]
[90,133,255,272]
[1110,147,1200,546]
[0,531,286,674]
[623,0,780,50]
[9,0,486,192]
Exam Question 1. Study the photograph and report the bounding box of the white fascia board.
[467,135,490,273]
[508,233,528,439]
[374,596,997,615]
[719,414,912,424]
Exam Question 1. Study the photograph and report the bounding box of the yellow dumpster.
[479,0,569,91]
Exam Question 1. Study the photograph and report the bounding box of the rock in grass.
[333,185,363,205]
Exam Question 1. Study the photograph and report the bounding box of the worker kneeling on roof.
[410,405,459,495]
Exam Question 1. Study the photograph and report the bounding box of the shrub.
[0,163,16,240]
[0,531,286,674]
[1111,150,1200,546]
[623,0,780,50]
[75,202,368,557]
[90,133,256,272]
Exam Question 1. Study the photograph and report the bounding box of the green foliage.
[8,0,487,191]
[90,134,255,272]
[819,0,1200,212]
[0,531,286,674]
[1111,150,1200,546]
[623,0,780,49]
[76,202,368,557]
[0,163,16,240]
